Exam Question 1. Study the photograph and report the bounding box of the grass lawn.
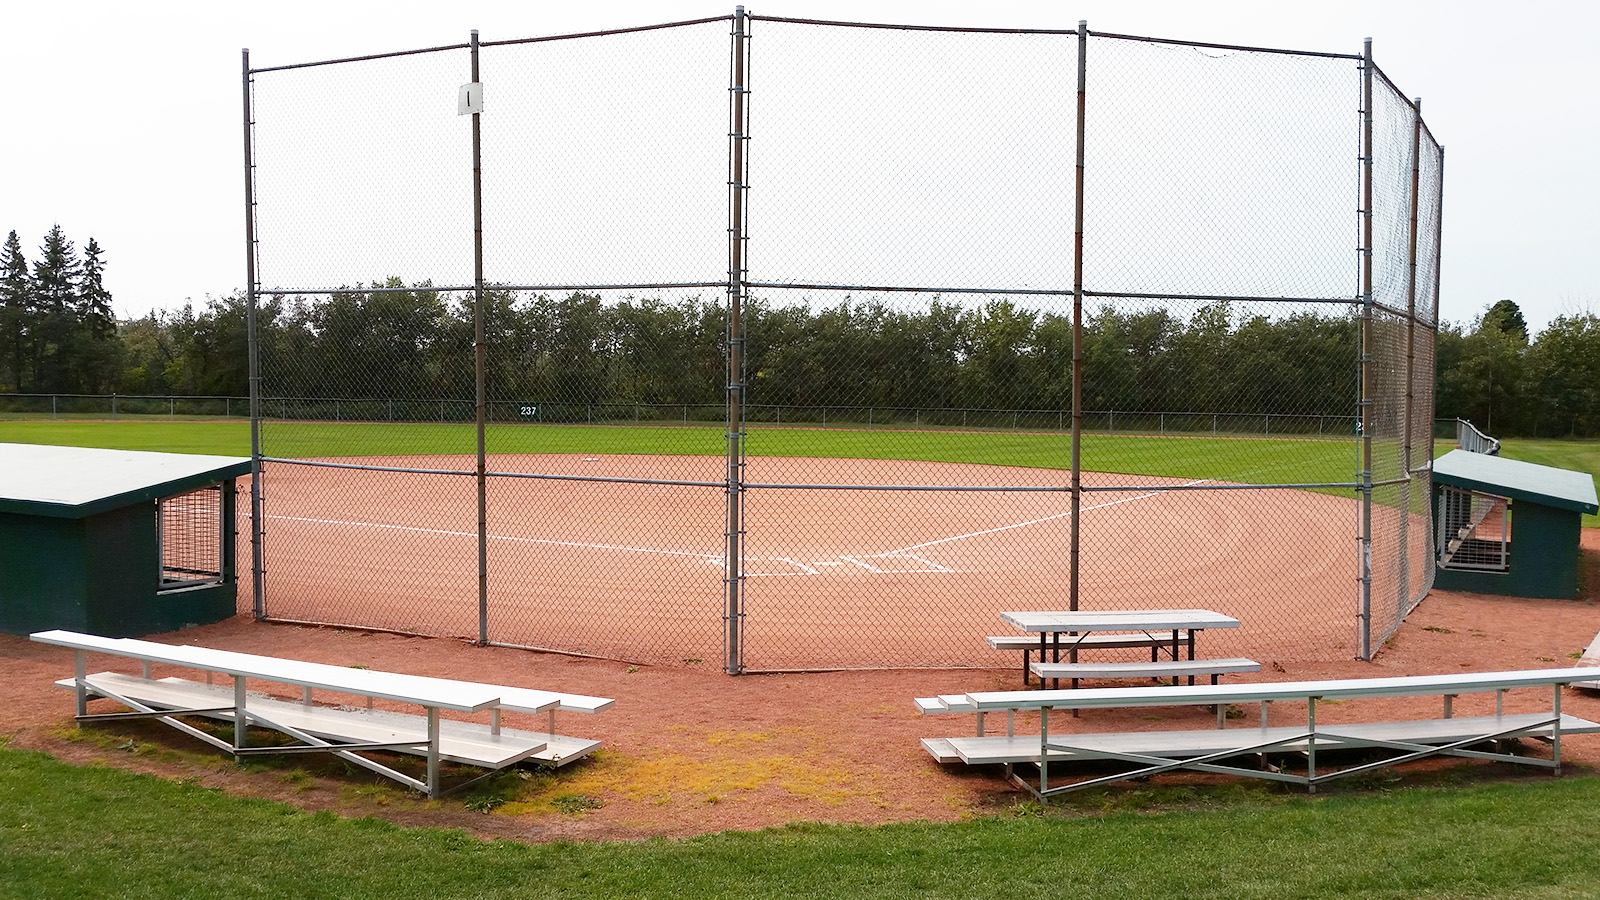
[0,419,1362,487]
[1497,439,1600,527]
[3,745,1600,899]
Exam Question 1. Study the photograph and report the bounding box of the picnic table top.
[999,609,1241,633]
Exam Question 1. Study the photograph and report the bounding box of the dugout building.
[1433,449,1598,600]
[0,443,250,636]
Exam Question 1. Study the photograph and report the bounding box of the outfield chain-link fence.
[242,13,1441,672]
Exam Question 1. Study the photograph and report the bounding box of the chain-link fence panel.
[481,22,728,288]
[479,285,728,657]
[1366,304,1412,647]
[251,40,486,638]
[746,20,1078,291]
[251,49,474,293]
[1084,36,1357,301]
[241,17,1441,670]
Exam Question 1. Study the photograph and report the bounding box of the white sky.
[2,0,1595,334]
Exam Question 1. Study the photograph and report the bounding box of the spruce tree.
[31,225,81,391]
[75,238,120,391]
[0,230,28,390]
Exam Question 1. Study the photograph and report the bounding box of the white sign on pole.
[458,82,483,116]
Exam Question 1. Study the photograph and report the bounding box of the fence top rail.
[749,14,1077,36]
[251,15,732,76]
[1370,60,1421,112]
[481,15,731,47]
[249,42,470,75]
[0,393,247,401]
[1089,29,1362,61]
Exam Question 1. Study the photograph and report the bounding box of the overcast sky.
[2,0,1595,334]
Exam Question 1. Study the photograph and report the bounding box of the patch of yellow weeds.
[497,733,878,814]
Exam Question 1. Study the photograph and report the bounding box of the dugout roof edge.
[1433,449,1599,515]
[0,443,252,519]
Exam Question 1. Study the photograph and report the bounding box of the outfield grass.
[1498,439,1600,528]
[0,419,1362,486]
[2,746,1599,899]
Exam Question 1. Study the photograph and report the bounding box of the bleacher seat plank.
[929,714,1600,766]
[61,673,542,768]
[920,737,962,764]
[58,673,571,769]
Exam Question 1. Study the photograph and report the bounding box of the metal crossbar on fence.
[240,12,1442,673]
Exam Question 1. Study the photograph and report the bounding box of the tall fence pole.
[242,48,266,621]
[1070,20,1087,613]
[1429,145,1444,465]
[724,6,749,674]
[1401,95,1422,609]
[1358,37,1376,660]
[470,30,489,645]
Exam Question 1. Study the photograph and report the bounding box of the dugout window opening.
[157,484,226,591]
[1436,485,1511,573]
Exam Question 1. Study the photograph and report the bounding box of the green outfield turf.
[3,746,1599,899]
[1498,439,1600,527]
[0,419,1365,487]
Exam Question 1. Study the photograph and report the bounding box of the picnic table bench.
[985,632,1192,681]
[996,609,1252,688]
[917,668,1600,800]
[32,630,613,798]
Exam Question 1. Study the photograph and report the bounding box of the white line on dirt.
[265,514,720,559]
[889,478,1212,554]
[268,478,1207,574]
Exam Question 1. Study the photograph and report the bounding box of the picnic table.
[999,609,1245,688]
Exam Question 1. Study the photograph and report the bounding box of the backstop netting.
[244,14,1441,671]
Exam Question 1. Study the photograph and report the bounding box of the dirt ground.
[3,529,1599,843]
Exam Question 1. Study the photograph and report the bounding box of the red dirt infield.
[254,454,1374,669]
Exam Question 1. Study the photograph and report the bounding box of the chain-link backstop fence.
[242,13,1441,672]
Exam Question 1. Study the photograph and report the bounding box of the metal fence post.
[470,29,489,646]
[1400,95,1422,612]
[1358,37,1376,660]
[243,48,266,620]
[1070,20,1087,613]
[1428,145,1445,469]
[724,6,750,674]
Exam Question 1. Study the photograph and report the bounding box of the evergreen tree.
[1481,299,1529,345]
[0,230,29,390]
[73,238,120,391]
[31,225,80,391]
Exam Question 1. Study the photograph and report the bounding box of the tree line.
[0,227,119,393]
[1435,299,1600,438]
[3,230,1596,438]
[110,281,1367,422]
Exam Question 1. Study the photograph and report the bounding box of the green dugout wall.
[0,443,251,636]
[1433,449,1598,600]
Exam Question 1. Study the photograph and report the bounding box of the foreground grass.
[1498,438,1600,527]
[3,747,1600,899]
[0,419,1359,486]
